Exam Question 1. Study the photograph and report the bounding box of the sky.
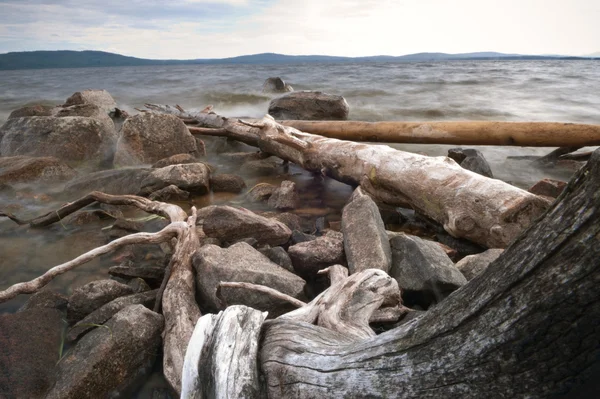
[0,0,598,59]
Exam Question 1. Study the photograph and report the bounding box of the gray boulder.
[67,279,135,323]
[193,242,306,315]
[262,77,294,93]
[456,248,504,280]
[63,89,117,114]
[342,188,391,274]
[201,205,292,246]
[210,174,246,193]
[0,156,76,185]
[47,305,163,399]
[0,116,117,169]
[268,180,299,210]
[288,231,346,277]
[448,148,493,178]
[390,234,467,308]
[268,91,350,120]
[113,113,200,167]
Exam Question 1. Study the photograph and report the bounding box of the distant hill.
[0,50,593,70]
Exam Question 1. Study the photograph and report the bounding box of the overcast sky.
[0,0,598,58]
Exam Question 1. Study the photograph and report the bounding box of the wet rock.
[67,279,135,323]
[67,290,158,342]
[108,264,166,286]
[528,178,567,199]
[390,234,467,308]
[8,104,54,119]
[193,243,306,315]
[201,205,292,246]
[268,180,299,210]
[262,77,294,93]
[0,155,77,184]
[149,184,190,201]
[260,246,294,272]
[65,168,152,195]
[448,148,493,178]
[456,248,504,280]
[342,188,391,274]
[63,89,117,114]
[210,174,246,193]
[49,305,163,399]
[152,153,198,168]
[127,277,152,293]
[141,163,211,195]
[288,231,346,277]
[242,156,282,175]
[268,91,350,120]
[246,183,277,202]
[0,115,117,169]
[0,306,64,399]
[113,113,200,167]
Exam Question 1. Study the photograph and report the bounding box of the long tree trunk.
[278,120,600,147]
[145,104,550,248]
[259,148,600,398]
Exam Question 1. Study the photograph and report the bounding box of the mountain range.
[0,50,596,70]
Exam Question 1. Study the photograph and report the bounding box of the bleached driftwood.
[259,148,600,398]
[278,120,600,147]
[144,104,550,248]
[181,306,267,399]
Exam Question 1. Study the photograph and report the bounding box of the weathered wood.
[260,148,600,398]
[278,120,600,147]
[145,104,550,248]
[317,264,349,285]
[182,306,267,398]
[280,269,401,340]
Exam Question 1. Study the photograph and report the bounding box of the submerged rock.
[448,148,494,178]
[48,305,163,399]
[193,242,306,315]
[210,174,246,193]
[268,91,350,120]
[262,77,294,93]
[0,155,77,184]
[389,233,467,308]
[113,113,200,167]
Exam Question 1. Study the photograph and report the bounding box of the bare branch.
[218,282,307,309]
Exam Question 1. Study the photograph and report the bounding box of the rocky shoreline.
[0,87,594,398]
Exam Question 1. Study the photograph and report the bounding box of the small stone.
[246,183,277,202]
[528,178,567,199]
[262,77,294,93]
[456,249,504,280]
[149,184,191,201]
[268,180,299,210]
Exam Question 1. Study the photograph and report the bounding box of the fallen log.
[259,147,600,398]
[278,120,600,147]
[145,104,550,248]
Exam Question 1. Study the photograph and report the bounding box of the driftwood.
[277,120,600,147]
[145,104,550,248]
[0,191,199,394]
[259,148,600,398]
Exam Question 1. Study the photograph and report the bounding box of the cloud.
[0,0,598,57]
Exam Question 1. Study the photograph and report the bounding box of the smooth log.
[279,120,600,147]
[259,148,600,398]
[145,104,550,248]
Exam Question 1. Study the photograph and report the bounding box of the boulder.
[48,305,163,399]
[342,188,392,274]
[54,103,116,133]
[65,168,152,195]
[268,180,299,210]
[210,174,246,193]
[201,205,292,246]
[260,246,294,272]
[63,89,117,114]
[0,116,117,169]
[456,248,504,280]
[152,153,198,168]
[18,290,68,312]
[288,231,346,277]
[262,77,294,93]
[141,163,211,194]
[389,234,467,308]
[0,306,64,399]
[528,178,567,199]
[268,91,350,120]
[8,104,54,119]
[113,113,200,167]
[67,290,158,342]
[246,183,277,202]
[193,243,306,315]
[148,184,190,201]
[0,156,76,185]
[67,279,135,323]
[447,148,493,178]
